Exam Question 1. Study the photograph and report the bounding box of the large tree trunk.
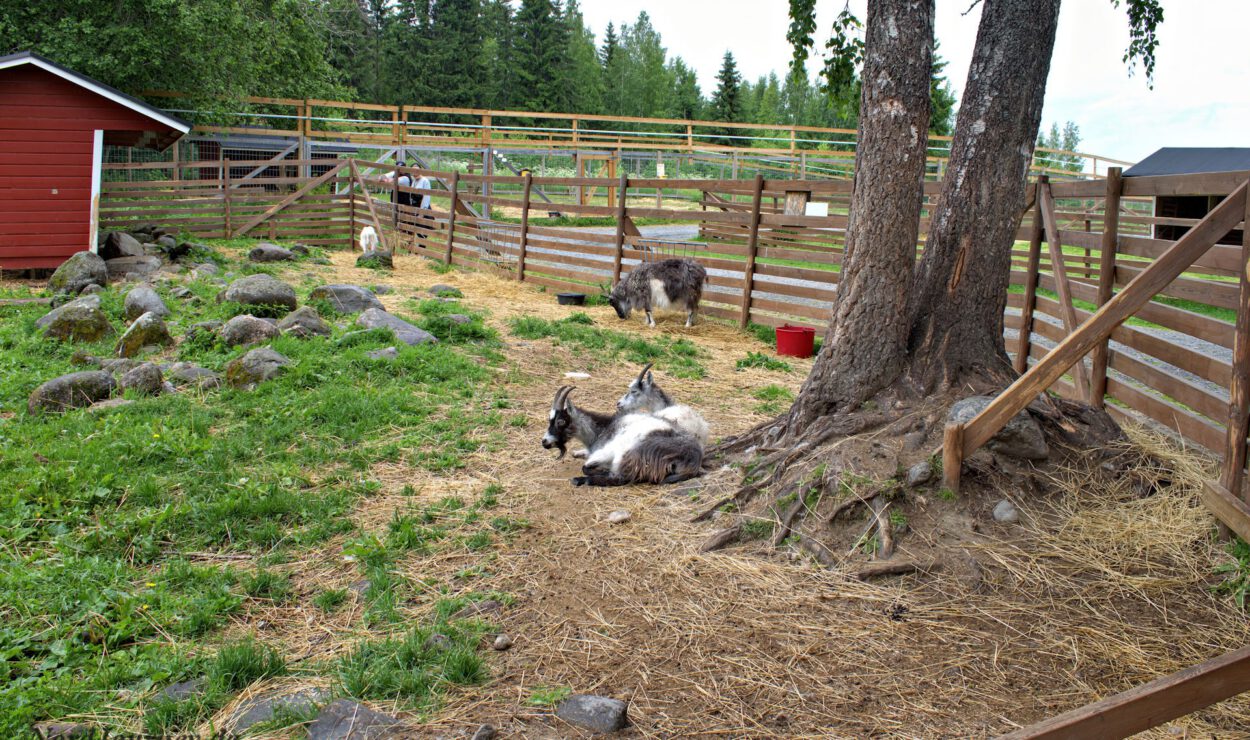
[906,0,1062,391]
[787,0,934,428]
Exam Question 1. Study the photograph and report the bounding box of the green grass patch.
[527,685,573,707]
[751,384,795,414]
[509,314,707,378]
[736,352,792,373]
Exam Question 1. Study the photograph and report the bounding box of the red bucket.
[775,324,816,358]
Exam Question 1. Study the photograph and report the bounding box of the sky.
[577,0,1250,167]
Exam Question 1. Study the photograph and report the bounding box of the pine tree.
[617,12,672,119]
[563,0,605,114]
[423,0,486,108]
[514,0,568,111]
[482,0,517,109]
[710,51,743,144]
[929,44,957,136]
[668,57,702,120]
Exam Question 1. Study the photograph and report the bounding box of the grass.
[752,384,795,414]
[509,314,707,378]
[527,685,573,707]
[1214,537,1250,610]
[736,352,792,373]
[0,239,510,734]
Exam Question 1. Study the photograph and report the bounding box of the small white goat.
[359,225,379,252]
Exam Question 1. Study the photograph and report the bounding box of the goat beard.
[552,441,568,460]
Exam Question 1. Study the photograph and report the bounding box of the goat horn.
[552,385,571,410]
[637,362,655,382]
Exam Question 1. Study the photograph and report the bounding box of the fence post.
[1089,167,1122,407]
[517,171,533,281]
[612,173,629,284]
[739,174,765,328]
[444,170,460,265]
[1014,191,1044,374]
[942,422,965,493]
[223,160,232,238]
[1220,178,1250,521]
[392,165,400,229]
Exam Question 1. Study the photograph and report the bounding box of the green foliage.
[1036,121,1085,173]
[736,352,792,373]
[335,619,490,707]
[527,685,573,706]
[1111,0,1164,87]
[241,569,292,602]
[752,384,795,414]
[1214,537,1250,610]
[710,52,744,144]
[509,315,707,378]
[740,518,774,540]
[209,638,287,693]
[313,588,348,613]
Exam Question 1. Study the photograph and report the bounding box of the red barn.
[0,51,190,269]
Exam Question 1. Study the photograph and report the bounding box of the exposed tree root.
[699,525,741,553]
[869,496,895,560]
[855,560,940,580]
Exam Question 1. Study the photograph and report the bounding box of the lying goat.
[542,385,703,487]
[609,258,707,328]
[359,225,379,252]
[616,363,710,445]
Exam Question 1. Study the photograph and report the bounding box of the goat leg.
[571,474,630,487]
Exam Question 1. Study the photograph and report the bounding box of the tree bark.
[788,0,934,428]
[906,0,1062,391]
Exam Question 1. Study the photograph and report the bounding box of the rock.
[70,350,100,366]
[220,315,281,347]
[184,321,223,344]
[165,362,223,391]
[310,284,385,314]
[100,358,143,375]
[191,262,219,276]
[156,235,177,251]
[993,499,1020,524]
[130,231,156,244]
[160,677,206,702]
[606,510,632,524]
[119,363,164,396]
[902,430,927,452]
[48,251,109,295]
[356,308,437,346]
[225,347,291,389]
[248,242,295,262]
[170,287,193,300]
[365,346,399,361]
[428,284,462,298]
[230,688,330,734]
[445,314,472,325]
[278,306,333,338]
[81,284,104,295]
[28,371,115,413]
[307,699,401,740]
[105,256,163,281]
[310,256,333,265]
[221,274,298,315]
[87,398,133,412]
[371,284,393,295]
[32,721,93,738]
[947,396,1049,461]
[290,244,310,256]
[101,231,146,260]
[452,599,502,620]
[37,296,115,343]
[556,694,628,734]
[492,634,513,651]
[356,250,393,269]
[124,285,169,321]
[425,633,453,652]
[116,312,174,358]
[471,724,497,740]
[905,461,933,488]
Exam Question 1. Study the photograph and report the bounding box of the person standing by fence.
[413,171,432,244]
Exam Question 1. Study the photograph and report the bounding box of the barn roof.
[0,50,191,144]
[1123,147,1250,178]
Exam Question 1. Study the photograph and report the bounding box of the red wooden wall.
[0,65,174,269]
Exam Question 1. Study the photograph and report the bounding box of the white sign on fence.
[804,201,829,217]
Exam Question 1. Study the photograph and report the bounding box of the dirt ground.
[261,248,1247,739]
[13,247,1248,738]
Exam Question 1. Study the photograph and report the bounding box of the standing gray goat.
[609,258,707,328]
[542,385,704,487]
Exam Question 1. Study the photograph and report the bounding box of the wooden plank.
[1222,184,1250,513]
[444,170,459,264]
[517,172,533,281]
[349,160,388,253]
[943,423,964,492]
[1202,480,1250,544]
[999,641,1250,740]
[230,143,300,188]
[962,181,1248,456]
[1015,198,1045,374]
[1090,167,1122,406]
[612,173,628,283]
[1122,170,1250,197]
[230,160,346,237]
[1039,180,1091,400]
[739,175,765,328]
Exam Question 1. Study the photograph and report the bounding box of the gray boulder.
[220,315,281,347]
[365,346,399,361]
[248,242,295,262]
[28,371,115,414]
[471,724,497,740]
[116,312,174,358]
[947,396,1049,461]
[88,398,133,413]
[119,363,164,396]
[105,256,163,281]
[277,306,332,338]
[48,251,109,295]
[81,284,104,295]
[32,722,94,738]
[428,284,463,298]
[445,314,472,325]
[124,285,169,321]
[159,678,206,703]
[356,308,437,346]
[101,232,146,260]
[307,699,401,740]
[166,363,223,391]
[357,250,393,269]
[556,694,629,734]
[290,244,310,256]
[309,284,385,314]
[156,235,177,251]
[221,274,297,314]
[225,347,291,389]
[170,286,193,300]
[230,688,330,734]
[905,461,933,488]
[100,358,143,375]
[191,262,219,277]
[37,296,115,343]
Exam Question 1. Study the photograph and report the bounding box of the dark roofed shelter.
[0,51,190,269]
[1123,147,1250,245]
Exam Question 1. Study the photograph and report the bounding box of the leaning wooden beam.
[232,160,346,237]
[1202,480,1250,543]
[1216,183,1250,534]
[739,174,765,328]
[1013,198,1045,374]
[612,173,628,284]
[1038,180,1091,401]
[999,643,1250,739]
[1089,167,1123,406]
[349,160,388,252]
[958,180,1249,459]
[230,142,298,189]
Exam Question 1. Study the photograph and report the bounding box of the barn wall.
[0,65,172,269]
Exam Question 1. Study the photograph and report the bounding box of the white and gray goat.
[615,363,710,445]
[541,385,704,487]
[609,258,707,328]
[358,225,379,252]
